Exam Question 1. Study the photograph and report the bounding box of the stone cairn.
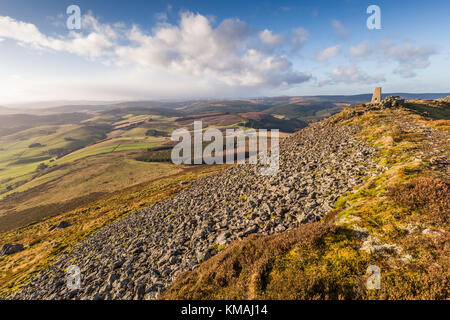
[376,96,405,109]
[367,88,405,109]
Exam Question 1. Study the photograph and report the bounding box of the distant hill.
[2,93,449,123]
[102,106,184,117]
[386,93,450,100]
[255,93,450,121]
[3,100,119,110]
[0,106,18,115]
[240,112,308,132]
[264,101,343,121]
[179,100,269,115]
[0,113,93,137]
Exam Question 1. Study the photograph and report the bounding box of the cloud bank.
[319,65,385,86]
[315,45,340,61]
[379,40,436,78]
[0,10,440,102]
[0,12,312,89]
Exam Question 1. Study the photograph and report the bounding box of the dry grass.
[389,177,450,224]
[162,221,338,300]
[365,176,450,300]
[429,119,450,131]
[0,151,181,230]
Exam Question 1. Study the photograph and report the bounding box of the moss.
[237,195,247,201]
[209,243,227,252]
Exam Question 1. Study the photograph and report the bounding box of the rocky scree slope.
[11,119,380,300]
[162,102,450,299]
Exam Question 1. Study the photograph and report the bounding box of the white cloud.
[155,12,168,21]
[46,14,66,28]
[291,27,309,52]
[259,29,284,47]
[319,65,385,86]
[349,41,372,57]
[0,14,115,58]
[379,40,436,78]
[331,19,351,39]
[315,45,340,61]
[0,12,312,90]
[114,12,311,87]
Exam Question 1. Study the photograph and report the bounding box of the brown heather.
[388,176,450,224]
[162,221,339,300]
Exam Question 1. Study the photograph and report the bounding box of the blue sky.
[0,0,449,103]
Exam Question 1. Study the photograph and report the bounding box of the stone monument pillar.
[371,87,382,104]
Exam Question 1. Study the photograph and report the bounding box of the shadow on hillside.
[0,192,106,233]
[404,102,450,120]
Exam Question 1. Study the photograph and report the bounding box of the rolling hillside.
[0,104,304,235]
[3,96,448,299]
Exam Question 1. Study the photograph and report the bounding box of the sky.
[0,0,449,104]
